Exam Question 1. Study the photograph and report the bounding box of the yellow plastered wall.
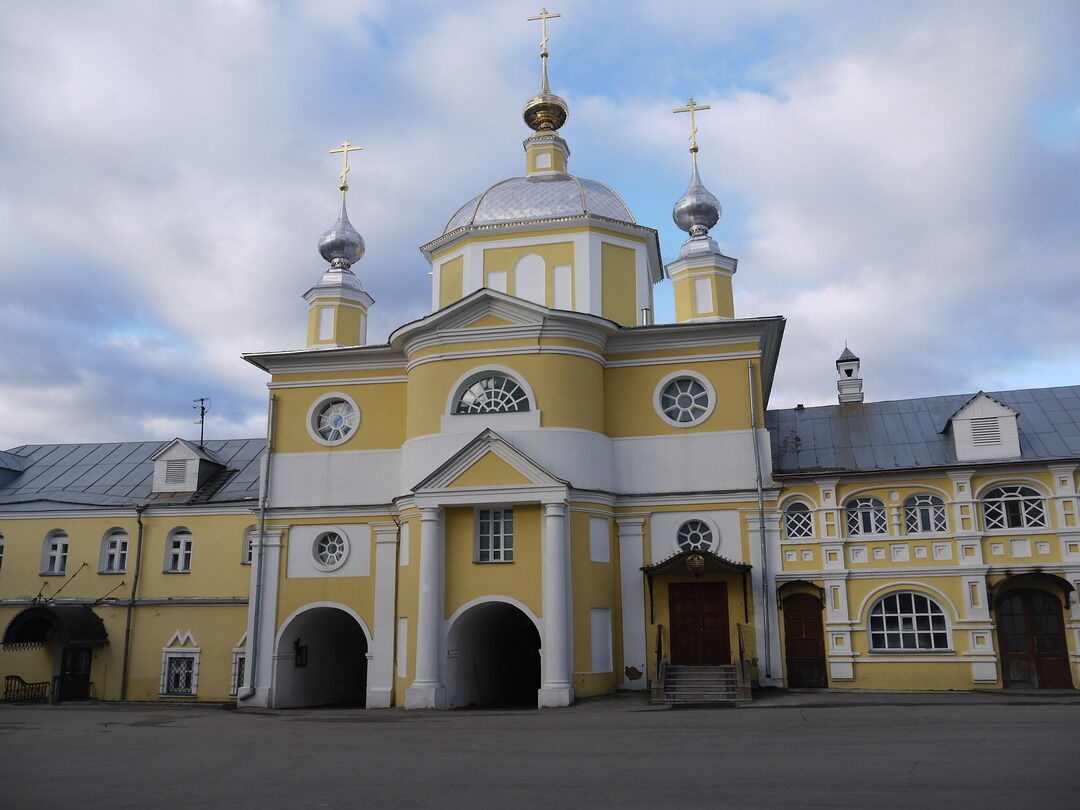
[306,298,367,348]
[406,352,604,438]
[447,452,531,487]
[672,273,734,321]
[135,514,255,598]
[605,357,761,437]
[439,256,464,309]
[270,381,407,453]
[569,508,619,697]
[483,242,574,306]
[526,143,568,174]
[601,242,637,325]
[443,505,542,620]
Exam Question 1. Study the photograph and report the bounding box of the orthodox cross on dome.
[528,7,561,57]
[329,139,363,195]
[673,98,711,157]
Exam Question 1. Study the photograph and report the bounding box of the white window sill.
[868,649,954,656]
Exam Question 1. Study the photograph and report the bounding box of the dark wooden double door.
[782,593,827,688]
[669,582,731,666]
[997,590,1072,689]
[58,647,92,701]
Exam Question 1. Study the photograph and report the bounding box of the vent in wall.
[164,459,187,484]
[970,417,1002,446]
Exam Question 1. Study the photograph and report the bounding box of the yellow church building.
[2,16,1077,708]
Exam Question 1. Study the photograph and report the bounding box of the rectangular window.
[163,654,196,696]
[103,532,128,572]
[242,530,254,565]
[477,508,514,563]
[230,653,246,697]
[167,532,193,572]
[45,534,68,574]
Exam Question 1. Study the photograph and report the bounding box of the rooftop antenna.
[192,397,211,448]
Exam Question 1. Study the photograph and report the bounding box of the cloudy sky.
[1,0,1077,448]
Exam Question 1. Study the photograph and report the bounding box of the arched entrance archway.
[446,602,541,709]
[273,606,368,708]
[996,589,1073,689]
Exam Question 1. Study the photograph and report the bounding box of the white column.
[367,523,399,708]
[405,507,444,709]
[241,529,282,708]
[539,502,574,707]
[616,518,647,690]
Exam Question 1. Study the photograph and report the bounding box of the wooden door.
[668,582,730,666]
[783,593,827,688]
[998,590,1072,689]
[59,647,92,700]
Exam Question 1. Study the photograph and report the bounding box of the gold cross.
[527,8,561,55]
[673,98,711,153]
[329,139,363,192]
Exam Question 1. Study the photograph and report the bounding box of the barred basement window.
[455,374,530,414]
[903,495,947,534]
[869,592,948,651]
[477,508,514,562]
[162,653,197,696]
[845,497,887,536]
[784,502,814,539]
[676,519,714,551]
[982,485,1046,530]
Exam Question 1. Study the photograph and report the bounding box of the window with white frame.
[845,497,887,536]
[242,528,255,565]
[43,531,69,574]
[981,485,1046,530]
[868,592,949,651]
[166,530,193,573]
[230,652,246,697]
[784,502,814,539]
[101,529,129,573]
[676,519,714,552]
[903,494,947,534]
[0,534,4,573]
[455,374,530,414]
[658,376,711,425]
[161,651,199,696]
[477,508,514,562]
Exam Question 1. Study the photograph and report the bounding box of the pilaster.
[367,523,399,708]
[616,518,646,689]
[406,508,445,709]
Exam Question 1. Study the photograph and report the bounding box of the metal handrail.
[652,625,667,702]
[4,675,49,703]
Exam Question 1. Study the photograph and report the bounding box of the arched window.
[42,531,69,575]
[982,485,1046,530]
[166,529,193,573]
[676,519,714,552]
[454,373,530,414]
[904,495,947,534]
[101,529,129,573]
[784,502,814,539]
[845,497,886,536]
[868,592,949,651]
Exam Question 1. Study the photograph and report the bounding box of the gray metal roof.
[0,439,263,511]
[766,385,1080,475]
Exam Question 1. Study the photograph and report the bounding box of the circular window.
[656,373,714,426]
[676,519,714,552]
[307,393,360,446]
[313,532,348,569]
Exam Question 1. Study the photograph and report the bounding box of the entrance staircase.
[653,664,752,707]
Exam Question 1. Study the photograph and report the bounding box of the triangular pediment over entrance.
[412,429,569,506]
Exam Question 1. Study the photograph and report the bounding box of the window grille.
[477,508,514,562]
[869,593,948,650]
[784,503,814,538]
[455,375,529,414]
[676,519,714,551]
[103,531,129,572]
[164,459,187,485]
[167,532,193,572]
[903,495,947,534]
[164,655,196,696]
[982,485,1046,529]
[845,497,887,536]
[969,417,1001,446]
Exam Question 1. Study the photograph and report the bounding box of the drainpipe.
[239,393,276,701]
[748,360,771,679]
[119,504,147,701]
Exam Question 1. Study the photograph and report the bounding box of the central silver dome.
[444,174,635,234]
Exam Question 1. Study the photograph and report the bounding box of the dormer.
[150,438,225,494]
[0,450,30,488]
[948,392,1021,462]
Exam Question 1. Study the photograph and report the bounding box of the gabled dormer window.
[149,438,224,494]
[948,393,1020,462]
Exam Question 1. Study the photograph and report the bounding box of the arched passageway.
[448,602,541,709]
[273,607,368,708]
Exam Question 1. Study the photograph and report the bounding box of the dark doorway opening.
[58,647,93,700]
[273,607,368,708]
[997,589,1072,689]
[451,602,541,708]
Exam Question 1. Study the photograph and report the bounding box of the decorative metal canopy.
[2,605,108,650]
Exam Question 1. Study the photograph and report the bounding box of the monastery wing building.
[2,18,1078,707]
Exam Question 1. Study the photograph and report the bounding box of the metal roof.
[0,438,263,511]
[766,385,1080,475]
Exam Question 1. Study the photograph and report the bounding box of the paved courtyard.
[2,691,1078,809]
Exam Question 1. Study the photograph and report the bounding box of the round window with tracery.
[314,532,347,568]
[455,374,530,414]
[659,377,711,425]
[676,519,714,552]
[313,398,358,444]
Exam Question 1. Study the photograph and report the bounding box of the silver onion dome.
[672,161,721,237]
[318,200,365,268]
